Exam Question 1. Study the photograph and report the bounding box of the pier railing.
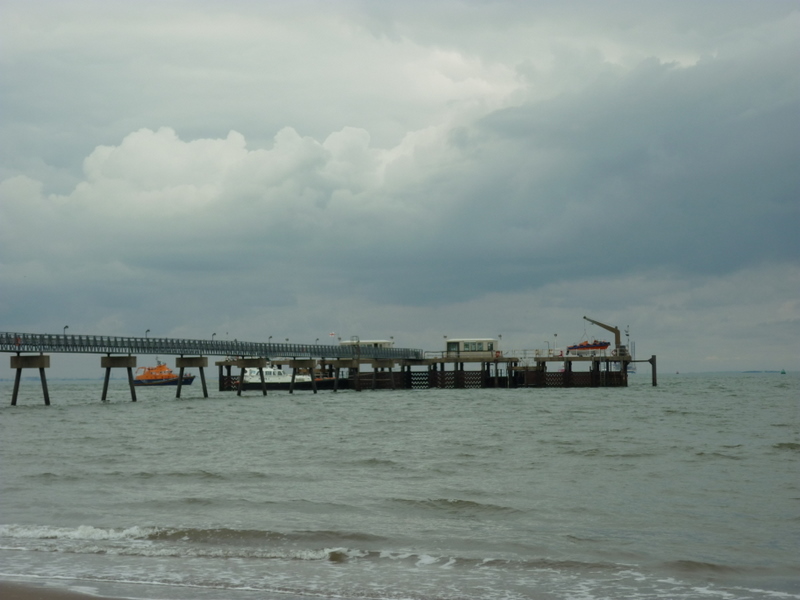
[0,332,424,361]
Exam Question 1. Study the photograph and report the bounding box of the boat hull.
[134,376,195,387]
[566,341,611,356]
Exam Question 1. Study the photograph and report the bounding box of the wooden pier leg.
[175,357,209,397]
[311,366,318,394]
[650,355,657,386]
[538,361,546,387]
[11,355,52,405]
[176,367,185,398]
[39,367,51,405]
[126,367,137,402]
[199,367,208,397]
[259,368,267,396]
[334,367,340,392]
[11,368,22,406]
[99,356,137,402]
[232,358,264,396]
[372,367,378,390]
[102,367,111,402]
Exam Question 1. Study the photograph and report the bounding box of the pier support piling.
[10,354,51,405]
[176,357,209,398]
[649,355,657,386]
[100,356,137,402]
[371,360,396,390]
[289,360,318,394]
[328,359,357,392]
[234,358,268,396]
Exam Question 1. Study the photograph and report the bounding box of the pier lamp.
[212,333,216,341]
[268,336,272,343]
[316,338,319,344]
[145,329,150,338]
[63,325,68,336]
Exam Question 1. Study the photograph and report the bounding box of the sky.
[1,0,799,378]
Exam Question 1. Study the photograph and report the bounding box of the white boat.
[243,366,312,384]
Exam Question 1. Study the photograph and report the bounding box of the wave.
[662,559,741,574]
[387,497,522,516]
[549,446,661,459]
[0,524,154,541]
[0,522,619,569]
[146,526,386,546]
[692,451,743,460]
[773,442,800,452]
[5,522,778,581]
[4,523,797,600]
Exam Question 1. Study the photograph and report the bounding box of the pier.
[2,329,656,405]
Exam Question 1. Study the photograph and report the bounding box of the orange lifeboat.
[566,340,611,356]
[134,360,195,386]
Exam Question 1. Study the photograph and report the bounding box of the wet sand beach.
[0,582,116,600]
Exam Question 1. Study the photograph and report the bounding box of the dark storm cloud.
[1,1,798,373]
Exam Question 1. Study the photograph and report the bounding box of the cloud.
[1,1,798,373]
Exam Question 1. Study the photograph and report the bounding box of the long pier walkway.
[2,331,654,405]
[0,331,422,360]
[1,331,424,404]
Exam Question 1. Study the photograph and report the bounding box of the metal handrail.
[0,332,424,361]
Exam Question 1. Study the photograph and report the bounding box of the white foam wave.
[0,524,157,541]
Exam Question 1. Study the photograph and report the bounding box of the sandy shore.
[0,580,306,600]
[0,581,117,600]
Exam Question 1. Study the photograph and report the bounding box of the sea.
[1,372,798,600]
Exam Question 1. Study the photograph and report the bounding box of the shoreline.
[0,581,117,600]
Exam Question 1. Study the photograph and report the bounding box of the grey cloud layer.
[1,1,798,372]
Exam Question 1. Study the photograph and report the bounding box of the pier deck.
[2,331,654,404]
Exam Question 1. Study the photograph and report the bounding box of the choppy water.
[1,373,798,599]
